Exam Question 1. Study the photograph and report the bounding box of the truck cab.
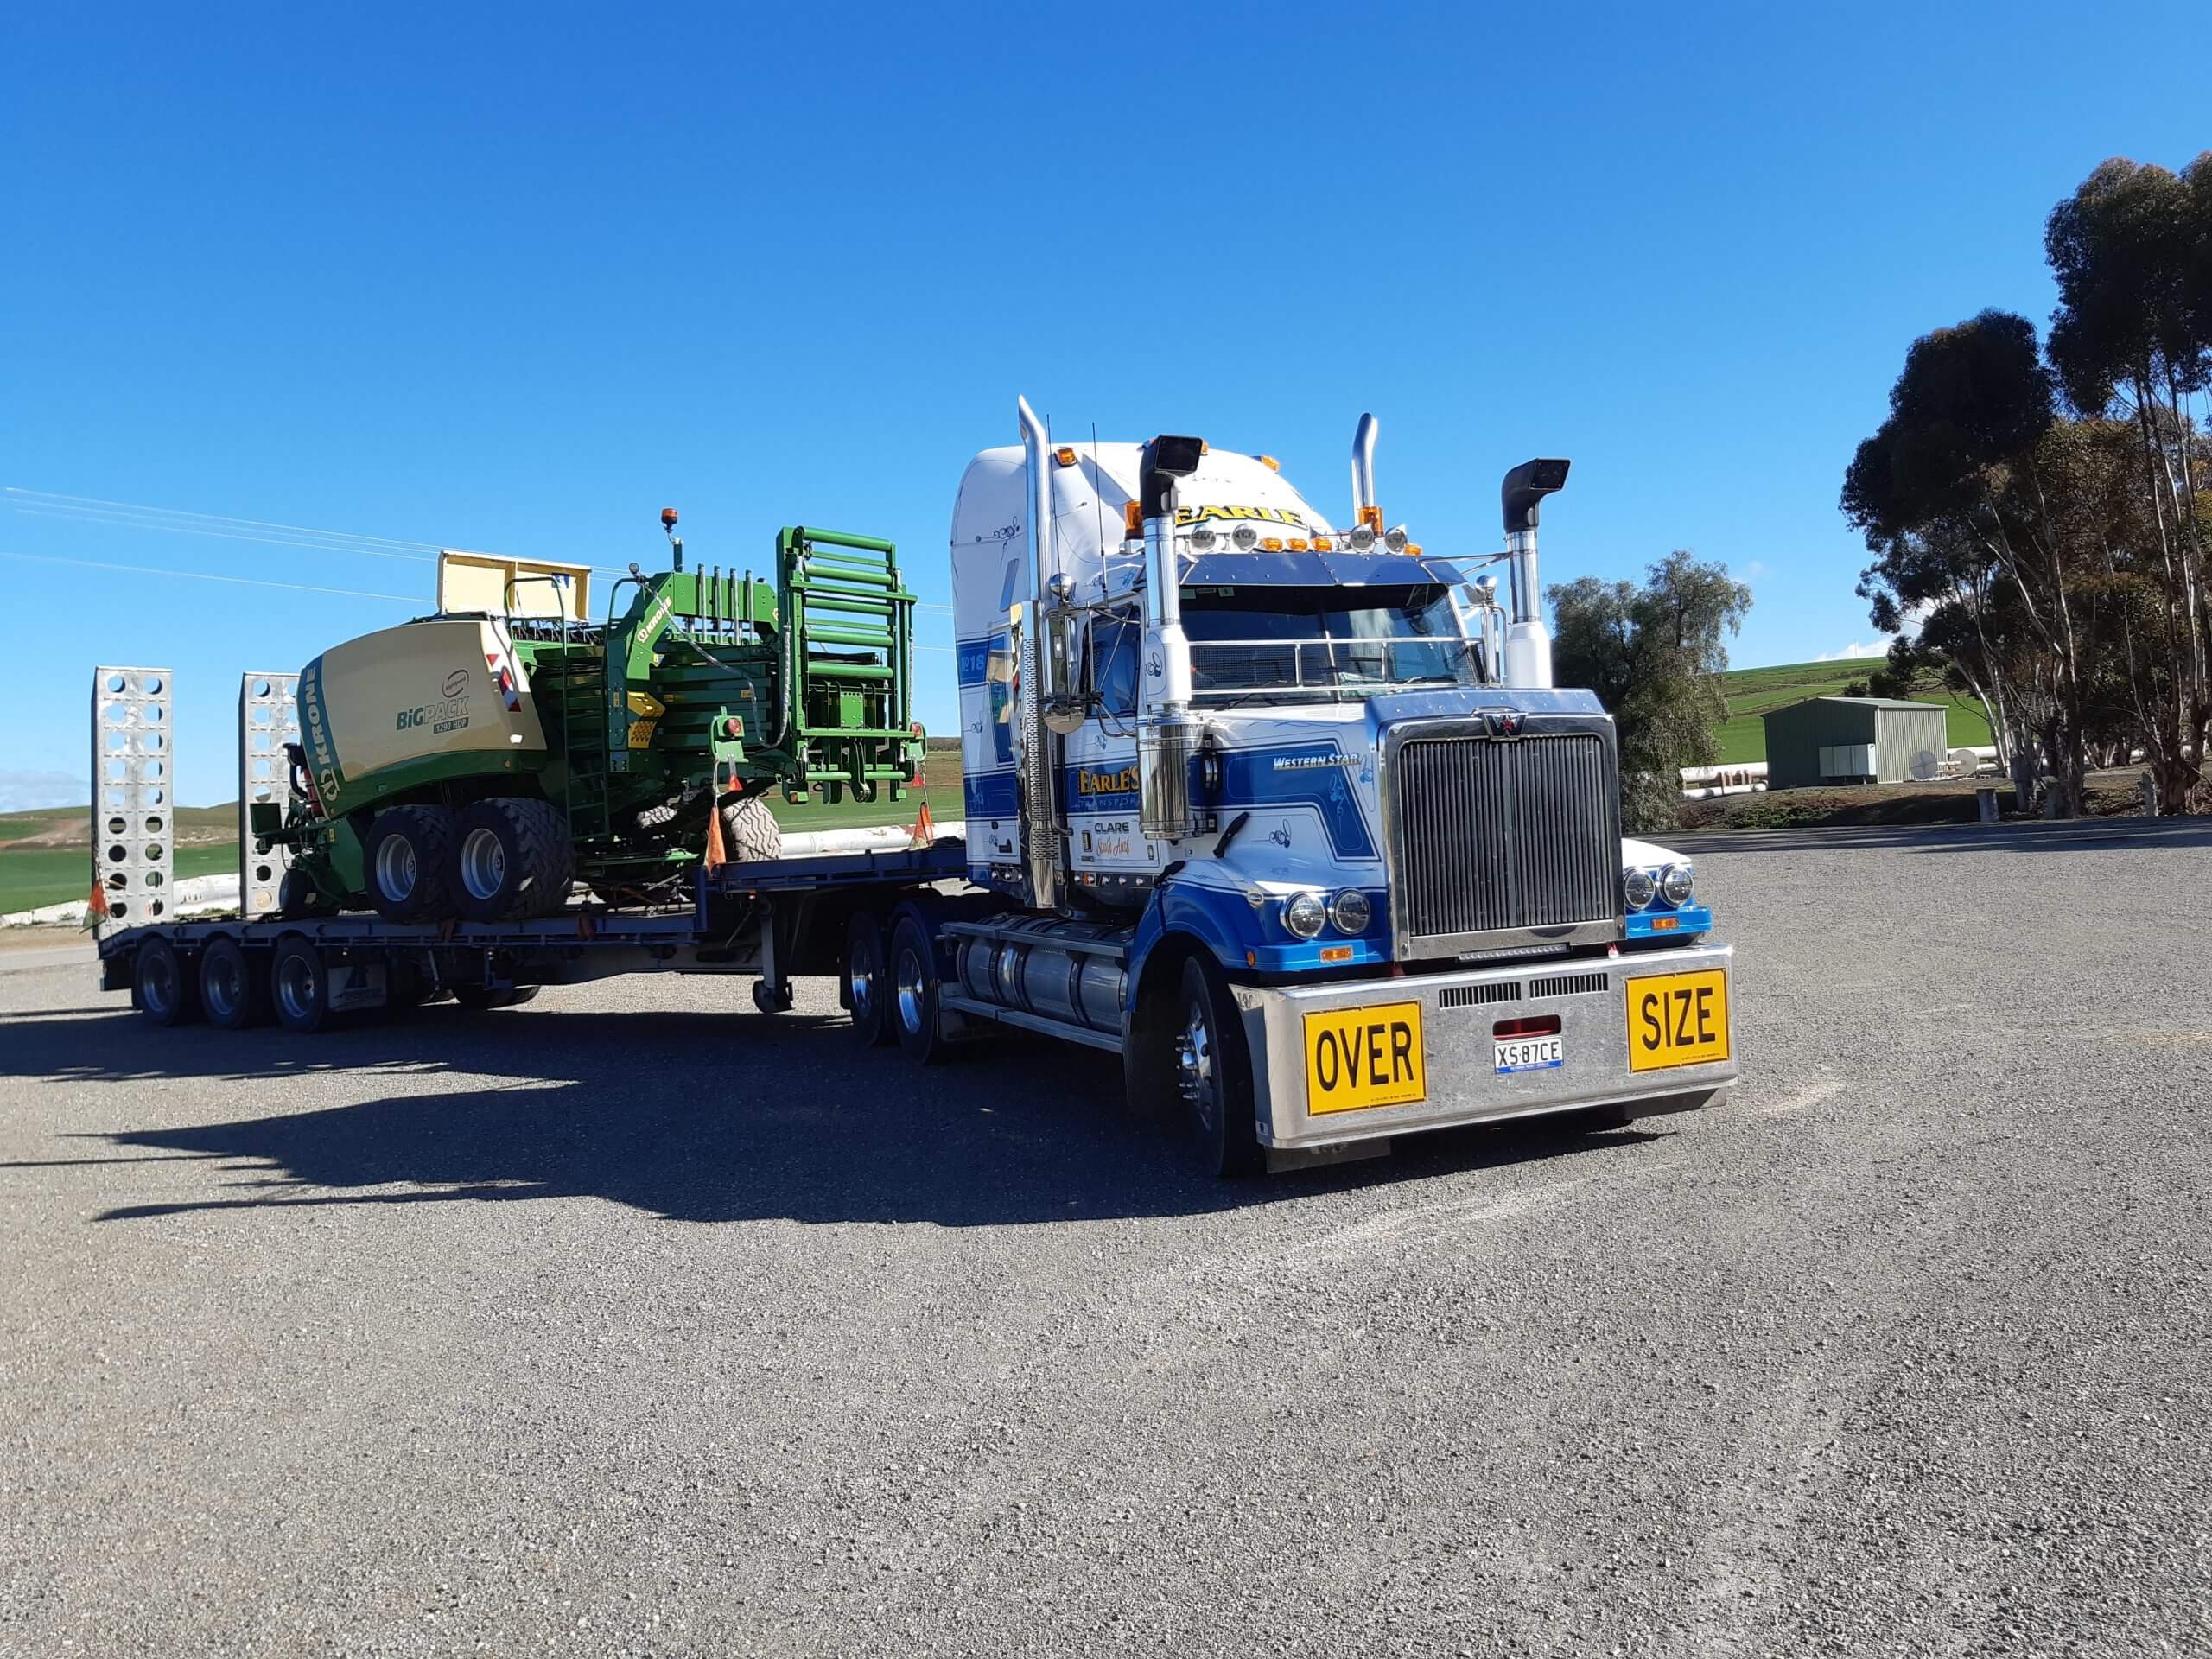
[907,400,1737,1172]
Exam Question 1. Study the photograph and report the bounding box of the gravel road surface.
[3,821,2209,1656]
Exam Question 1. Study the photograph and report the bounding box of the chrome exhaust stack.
[1138,433,1205,841]
[1016,396,1066,909]
[1499,458,1571,689]
[1350,413,1379,523]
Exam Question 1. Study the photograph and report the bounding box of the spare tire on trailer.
[450,798,575,922]
[363,804,454,923]
[134,937,200,1027]
[718,794,783,864]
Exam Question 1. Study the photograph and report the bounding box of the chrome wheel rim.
[894,943,927,1033]
[374,835,417,903]
[276,954,317,1023]
[459,826,505,901]
[1176,997,1219,1135]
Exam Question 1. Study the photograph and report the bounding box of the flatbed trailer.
[95,837,969,1032]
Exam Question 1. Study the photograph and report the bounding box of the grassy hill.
[1714,660,1993,766]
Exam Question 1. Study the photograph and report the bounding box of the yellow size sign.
[1303,1001,1427,1114]
[1625,969,1731,1072]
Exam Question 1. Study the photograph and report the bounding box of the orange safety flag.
[907,798,935,849]
[82,882,110,928]
[704,792,728,872]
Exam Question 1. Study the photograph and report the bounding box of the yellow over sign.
[1303,1001,1427,1114]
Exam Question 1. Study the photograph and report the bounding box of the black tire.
[269,937,334,1034]
[844,912,894,1046]
[276,867,334,920]
[1172,955,1262,1178]
[450,798,575,922]
[751,979,795,1014]
[198,937,269,1029]
[134,938,200,1027]
[363,805,455,923]
[889,913,952,1065]
[719,794,783,864]
[451,983,540,1012]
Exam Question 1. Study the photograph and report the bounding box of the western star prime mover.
[91,399,1738,1174]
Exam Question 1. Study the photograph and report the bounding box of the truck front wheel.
[1172,957,1262,1178]
[364,806,454,923]
[451,798,575,921]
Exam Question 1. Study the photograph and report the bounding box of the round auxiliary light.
[1623,867,1658,910]
[1231,523,1261,550]
[1660,864,1694,906]
[1330,889,1372,934]
[1188,524,1217,551]
[1383,525,1409,553]
[1283,892,1327,940]
[1348,523,1376,551]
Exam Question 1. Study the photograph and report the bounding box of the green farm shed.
[1761,696,1950,791]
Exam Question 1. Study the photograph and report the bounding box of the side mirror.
[1042,582,1092,735]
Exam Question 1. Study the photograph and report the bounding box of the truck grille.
[1390,728,1620,953]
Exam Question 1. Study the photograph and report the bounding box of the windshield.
[1179,584,1484,702]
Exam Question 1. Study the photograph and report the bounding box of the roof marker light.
[1054,446,1078,467]
[1258,455,1280,472]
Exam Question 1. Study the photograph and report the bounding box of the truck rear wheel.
[1173,957,1262,1178]
[270,937,334,1033]
[844,912,894,1046]
[199,937,270,1029]
[888,913,952,1065]
[364,805,454,923]
[451,798,574,921]
[719,794,783,864]
[134,938,200,1027]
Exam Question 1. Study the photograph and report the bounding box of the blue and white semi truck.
[92,398,1737,1175]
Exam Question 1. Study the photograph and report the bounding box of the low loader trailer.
[91,400,1738,1174]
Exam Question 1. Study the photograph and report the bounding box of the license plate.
[1626,969,1731,1072]
[1495,1035,1564,1074]
[1303,1001,1426,1114]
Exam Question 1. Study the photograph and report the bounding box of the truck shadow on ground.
[4,1002,1668,1228]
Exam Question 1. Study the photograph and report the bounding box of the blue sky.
[3,1,2205,807]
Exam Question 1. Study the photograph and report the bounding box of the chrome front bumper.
[1233,941,1738,1151]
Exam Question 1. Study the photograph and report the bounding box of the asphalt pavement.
[3,822,2209,1656]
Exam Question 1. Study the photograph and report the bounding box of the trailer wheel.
[844,912,894,1046]
[452,798,575,921]
[198,937,270,1029]
[718,794,783,864]
[1173,956,1262,1178]
[134,938,200,1027]
[364,805,455,923]
[270,938,334,1034]
[888,913,953,1065]
[451,984,540,1012]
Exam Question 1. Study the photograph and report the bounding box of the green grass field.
[0,842,238,913]
[1714,660,1993,765]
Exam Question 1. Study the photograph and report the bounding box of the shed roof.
[1764,695,1945,717]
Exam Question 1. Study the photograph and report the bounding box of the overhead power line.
[5,486,960,614]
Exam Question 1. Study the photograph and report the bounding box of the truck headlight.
[1231,524,1261,550]
[1283,892,1327,939]
[1623,868,1657,910]
[1660,864,1694,906]
[1329,889,1371,934]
